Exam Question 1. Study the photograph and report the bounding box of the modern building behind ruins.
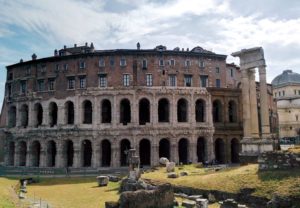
[0,43,277,169]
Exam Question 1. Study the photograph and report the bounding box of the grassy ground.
[142,164,300,199]
[0,177,19,208]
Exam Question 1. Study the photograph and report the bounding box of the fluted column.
[206,134,215,162]
[190,141,198,164]
[151,140,159,166]
[241,69,252,138]
[111,141,120,168]
[39,142,47,167]
[57,105,65,126]
[73,141,81,168]
[249,69,260,138]
[56,141,65,168]
[170,140,178,164]
[92,141,99,168]
[259,65,271,138]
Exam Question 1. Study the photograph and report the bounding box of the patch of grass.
[0,177,19,208]
[26,177,120,208]
[143,164,300,199]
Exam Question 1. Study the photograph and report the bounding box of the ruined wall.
[258,151,300,170]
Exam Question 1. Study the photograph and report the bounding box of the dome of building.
[271,70,300,87]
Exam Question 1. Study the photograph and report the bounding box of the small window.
[283,91,285,96]
[146,74,152,86]
[79,61,86,69]
[159,59,164,66]
[123,74,130,86]
[63,64,68,71]
[20,80,27,94]
[48,79,55,91]
[7,83,12,98]
[295,90,297,95]
[109,57,115,66]
[169,75,176,87]
[99,75,107,87]
[25,67,31,76]
[296,115,299,121]
[185,60,191,67]
[216,79,221,88]
[8,72,13,80]
[200,75,208,87]
[79,76,86,89]
[120,57,126,66]
[230,68,234,77]
[169,59,175,66]
[99,58,105,67]
[199,60,205,68]
[37,79,45,91]
[216,67,220,74]
[68,77,75,90]
[298,90,300,95]
[40,65,46,73]
[55,64,60,72]
[279,91,281,96]
[275,92,277,97]
[142,59,147,69]
[184,75,192,87]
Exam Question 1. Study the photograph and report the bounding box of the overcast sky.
[0,0,300,104]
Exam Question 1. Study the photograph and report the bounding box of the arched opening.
[120,139,131,166]
[231,138,240,163]
[215,138,225,164]
[195,99,205,122]
[101,99,112,123]
[8,142,15,166]
[82,140,92,167]
[213,100,222,122]
[139,98,150,125]
[120,99,131,125]
[228,100,237,123]
[19,141,27,166]
[20,104,29,128]
[49,102,58,127]
[178,138,189,164]
[8,106,16,128]
[83,100,93,124]
[65,140,74,167]
[177,98,188,122]
[159,138,170,159]
[139,139,151,166]
[101,140,111,167]
[31,141,41,167]
[65,101,74,125]
[158,98,169,122]
[34,103,43,127]
[197,137,205,163]
[47,140,56,167]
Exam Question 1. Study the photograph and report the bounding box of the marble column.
[259,65,271,138]
[151,143,159,166]
[56,141,65,168]
[26,143,31,167]
[241,69,252,138]
[206,134,215,162]
[170,140,178,164]
[73,142,81,168]
[190,141,198,164]
[39,142,47,167]
[248,69,260,138]
[14,144,20,166]
[111,141,120,167]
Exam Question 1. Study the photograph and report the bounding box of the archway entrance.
[49,102,58,127]
[197,137,205,163]
[83,100,93,124]
[120,99,131,125]
[34,103,43,127]
[120,139,131,166]
[8,142,15,166]
[177,99,188,122]
[228,100,237,123]
[231,138,240,163]
[195,99,205,122]
[65,101,74,124]
[8,106,16,127]
[213,100,222,122]
[215,138,225,164]
[19,141,27,166]
[159,138,170,160]
[158,98,169,122]
[101,140,111,167]
[65,140,74,167]
[101,100,112,123]
[139,98,150,125]
[20,104,29,128]
[139,139,151,166]
[47,140,56,167]
[178,138,189,164]
[82,140,92,167]
[31,141,41,167]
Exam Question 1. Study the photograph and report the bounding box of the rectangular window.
[109,57,115,66]
[295,90,297,95]
[99,75,107,87]
[79,76,86,89]
[63,63,68,71]
[283,90,285,96]
[274,92,277,97]
[8,72,13,80]
[48,79,55,91]
[146,74,152,86]
[79,61,86,69]
[185,60,191,67]
[120,57,126,66]
[25,67,31,76]
[200,75,208,87]
[199,60,205,68]
[169,75,176,87]
[279,91,281,96]
[159,59,164,66]
[7,84,12,98]
[216,79,221,88]
[142,59,147,69]
[123,74,130,86]
[20,80,26,94]
[216,67,220,74]
[68,77,75,90]
[37,79,45,91]
[99,58,105,67]
[169,59,175,66]
[184,75,192,87]
[230,68,234,77]
[298,90,300,95]
[55,64,60,72]
[40,65,46,73]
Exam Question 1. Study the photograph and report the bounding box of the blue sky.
[1,0,300,106]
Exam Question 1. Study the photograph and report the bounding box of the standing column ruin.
[249,69,260,138]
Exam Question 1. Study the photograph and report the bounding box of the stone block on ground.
[108,175,121,182]
[220,199,238,208]
[182,200,196,208]
[180,171,188,176]
[159,157,169,165]
[208,193,216,203]
[196,198,208,208]
[188,195,202,200]
[167,172,178,178]
[166,162,176,172]
[96,176,109,187]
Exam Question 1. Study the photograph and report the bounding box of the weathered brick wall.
[258,151,300,170]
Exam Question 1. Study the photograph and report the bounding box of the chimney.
[74,44,77,48]
[85,42,88,47]
[182,48,184,51]
[20,59,23,63]
[90,42,94,52]
[54,49,58,56]
[64,45,67,49]
[137,42,140,50]
[187,48,189,51]
[32,53,37,60]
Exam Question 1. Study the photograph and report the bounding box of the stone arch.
[101,99,112,123]
[197,137,206,163]
[8,106,16,128]
[64,140,74,167]
[46,140,56,167]
[231,138,240,163]
[139,98,150,125]
[213,100,223,122]
[82,139,92,167]
[139,139,151,166]
[120,99,131,125]
[49,102,58,127]
[20,104,29,128]
[159,138,170,160]
[195,99,205,122]
[8,141,15,166]
[178,138,189,164]
[177,98,188,122]
[101,139,111,167]
[228,100,237,123]
[65,101,74,125]
[120,139,131,166]
[34,103,43,127]
[18,141,27,166]
[215,138,225,164]
[31,140,41,167]
[83,100,93,124]
[158,98,169,122]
